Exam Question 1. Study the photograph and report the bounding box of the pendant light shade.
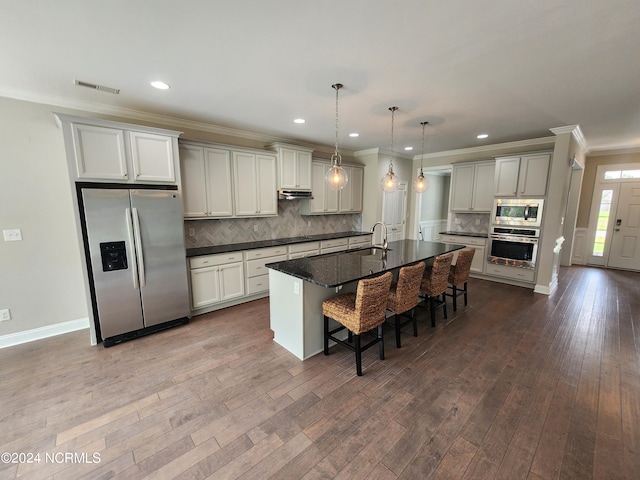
[380,106,399,193]
[325,83,348,191]
[414,121,429,194]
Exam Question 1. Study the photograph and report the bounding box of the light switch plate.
[3,229,22,241]
[0,309,10,321]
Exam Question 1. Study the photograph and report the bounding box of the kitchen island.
[266,239,463,360]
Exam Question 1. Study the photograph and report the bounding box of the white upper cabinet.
[450,161,495,212]
[179,144,233,218]
[128,131,176,183]
[270,143,313,190]
[306,161,339,214]
[300,162,364,215]
[339,165,364,213]
[494,153,550,197]
[56,113,181,185]
[233,152,277,217]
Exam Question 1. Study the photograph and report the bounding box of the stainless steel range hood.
[278,189,313,200]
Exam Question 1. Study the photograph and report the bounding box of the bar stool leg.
[463,281,468,306]
[323,315,329,355]
[378,324,385,360]
[354,335,362,376]
[452,285,458,311]
[411,308,418,336]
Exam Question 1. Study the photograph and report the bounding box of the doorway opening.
[586,164,640,271]
[412,167,452,241]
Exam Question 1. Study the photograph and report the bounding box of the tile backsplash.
[184,200,362,248]
[449,212,491,234]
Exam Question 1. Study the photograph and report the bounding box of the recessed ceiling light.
[349,132,359,137]
[477,133,489,139]
[404,146,413,151]
[151,81,170,90]
[293,118,306,124]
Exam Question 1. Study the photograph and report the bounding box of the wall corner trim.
[0,318,90,349]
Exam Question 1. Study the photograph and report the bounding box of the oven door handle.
[490,234,538,244]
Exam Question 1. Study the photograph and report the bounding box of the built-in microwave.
[493,198,544,227]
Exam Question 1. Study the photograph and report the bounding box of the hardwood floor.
[1,265,639,479]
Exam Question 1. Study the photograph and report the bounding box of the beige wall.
[577,150,640,228]
[0,97,88,337]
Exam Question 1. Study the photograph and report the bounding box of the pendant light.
[413,121,429,193]
[380,106,400,192]
[325,83,348,190]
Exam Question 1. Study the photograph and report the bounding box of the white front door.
[382,182,407,243]
[608,182,640,270]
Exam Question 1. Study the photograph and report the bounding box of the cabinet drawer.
[485,263,535,282]
[190,252,243,269]
[440,235,486,247]
[348,236,372,249]
[288,241,320,254]
[321,238,348,249]
[247,275,270,294]
[245,246,287,260]
[246,254,287,277]
[289,250,319,259]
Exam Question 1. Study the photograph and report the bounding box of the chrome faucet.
[370,221,388,250]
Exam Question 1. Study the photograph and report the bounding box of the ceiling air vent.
[73,79,120,95]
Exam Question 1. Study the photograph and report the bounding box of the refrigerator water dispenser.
[100,241,128,272]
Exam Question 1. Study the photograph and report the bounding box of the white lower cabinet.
[288,242,320,259]
[485,263,535,282]
[439,234,487,274]
[189,252,244,309]
[245,246,288,295]
[348,235,372,250]
[320,238,349,254]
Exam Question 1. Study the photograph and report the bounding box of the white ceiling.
[2,0,639,155]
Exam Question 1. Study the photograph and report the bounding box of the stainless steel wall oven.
[488,226,539,269]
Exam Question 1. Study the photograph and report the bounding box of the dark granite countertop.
[439,231,489,238]
[186,231,372,257]
[266,239,463,288]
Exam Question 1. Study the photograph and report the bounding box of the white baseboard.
[534,276,558,296]
[0,318,89,349]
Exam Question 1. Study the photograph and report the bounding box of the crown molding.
[586,146,640,157]
[0,86,349,155]
[413,135,556,161]
[549,124,588,152]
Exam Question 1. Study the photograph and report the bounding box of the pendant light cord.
[389,106,398,171]
[332,83,342,166]
[420,121,428,172]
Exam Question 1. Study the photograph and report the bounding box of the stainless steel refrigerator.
[80,187,190,346]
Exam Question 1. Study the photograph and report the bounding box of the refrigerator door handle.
[131,207,146,288]
[125,208,139,290]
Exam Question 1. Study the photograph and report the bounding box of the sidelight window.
[592,189,613,257]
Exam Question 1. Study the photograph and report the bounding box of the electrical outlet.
[0,309,11,321]
[188,228,195,236]
[293,282,300,295]
[3,229,22,241]
[475,218,480,226]
[253,225,258,232]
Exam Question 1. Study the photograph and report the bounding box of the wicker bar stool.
[323,272,393,376]
[420,252,454,327]
[445,248,475,311]
[386,261,426,348]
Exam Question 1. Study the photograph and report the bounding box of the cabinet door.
[472,163,495,211]
[349,166,364,212]
[296,150,312,190]
[72,123,128,181]
[519,154,550,196]
[219,262,245,300]
[190,266,221,308]
[179,145,208,217]
[205,148,233,216]
[310,162,337,213]
[233,152,259,215]
[256,154,277,215]
[128,131,176,183]
[279,148,298,189]
[450,164,474,210]
[494,157,521,196]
